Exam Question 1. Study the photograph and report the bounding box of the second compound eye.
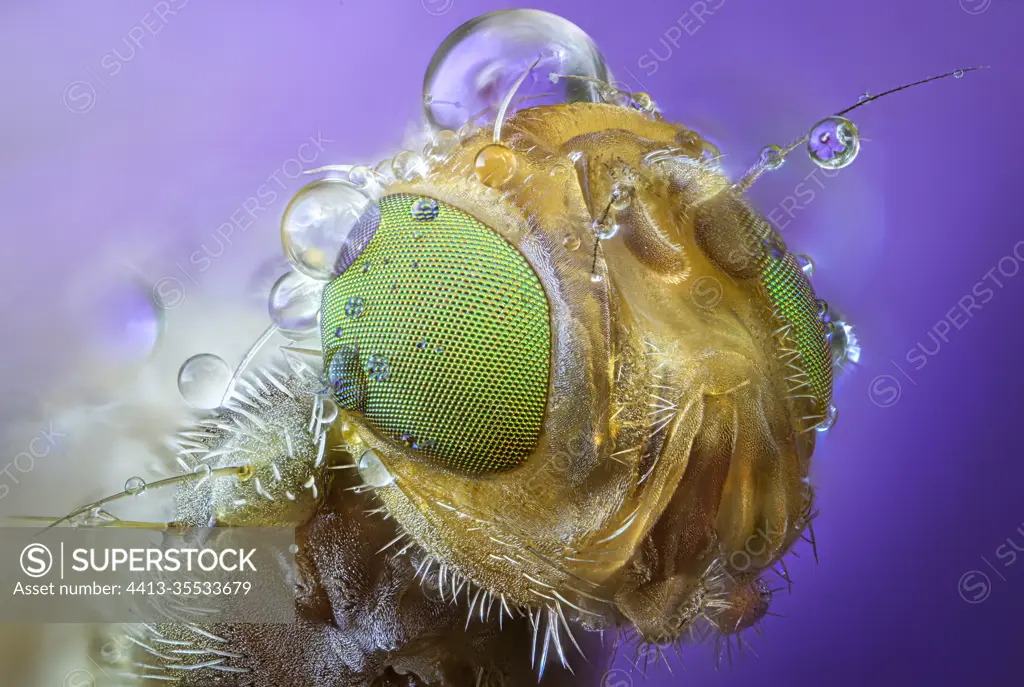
[320,194,552,475]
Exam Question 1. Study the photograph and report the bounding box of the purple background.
[1,0,1023,685]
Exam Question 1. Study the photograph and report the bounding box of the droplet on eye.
[177,353,232,409]
[411,197,441,221]
[357,449,395,488]
[817,402,839,432]
[807,116,860,170]
[475,144,518,187]
[795,253,816,277]
[562,233,581,251]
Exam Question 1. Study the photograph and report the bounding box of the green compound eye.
[320,194,552,474]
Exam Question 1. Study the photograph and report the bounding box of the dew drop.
[858,92,871,103]
[593,217,620,240]
[124,476,146,495]
[590,273,603,283]
[425,130,460,160]
[328,346,367,410]
[344,296,366,319]
[318,398,339,425]
[458,121,482,143]
[177,353,232,409]
[348,165,375,189]
[268,271,322,337]
[365,354,390,382]
[675,129,702,151]
[392,151,427,182]
[759,144,784,171]
[816,298,830,319]
[422,9,610,130]
[610,183,632,211]
[411,197,440,221]
[374,159,397,184]
[475,144,518,188]
[357,449,395,488]
[562,234,581,251]
[816,403,838,432]
[796,254,816,277]
[281,179,371,281]
[631,92,655,113]
[807,116,860,170]
[954,69,964,79]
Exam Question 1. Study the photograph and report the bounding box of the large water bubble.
[177,353,232,409]
[423,9,610,131]
[268,271,322,338]
[281,179,371,280]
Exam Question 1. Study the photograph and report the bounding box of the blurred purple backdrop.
[1,0,1022,685]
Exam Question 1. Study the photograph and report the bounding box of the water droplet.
[598,86,631,108]
[830,320,861,364]
[374,159,397,184]
[858,92,871,103]
[593,217,619,240]
[759,144,784,171]
[365,354,389,382]
[268,271,322,337]
[124,476,146,495]
[610,183,632,211]
[796,254,816,277]
[562,234,581,251]
[348,165,375,189]
[318,398,339,425]
[392,151,426,182]
[425,130,460,160]
[816,403,838,432]
[177,353,232,409]
[475,144,518,188]
[807,116,860,170]
[399,433,416,446]
[458,121,482,143]
[675,129,702,151]
[411,260,420,269]
[357,449,395,488]
[816,299,830,320]
[954,69,964,79]
[288,543,300,554]
[411,197,440,221]
[344,296,365,319]
[422,9,610,131]
[281,179,372,281]
[631,92,655,113]
[361,263,371,274]
[328,346,366,409]
[590,273,603,283]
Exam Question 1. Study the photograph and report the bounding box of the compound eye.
[320,194,551,474]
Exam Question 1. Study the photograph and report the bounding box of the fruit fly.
[35,9,984,686]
